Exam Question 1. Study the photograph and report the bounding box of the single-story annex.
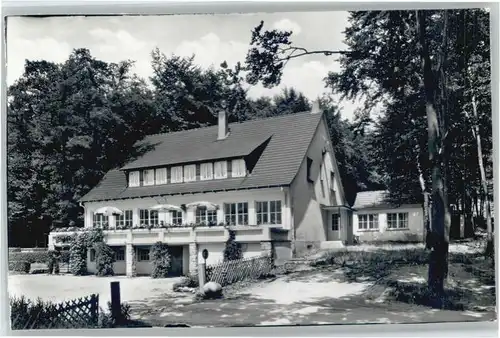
[48,104,425,277]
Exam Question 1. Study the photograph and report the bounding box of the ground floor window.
[113,247,125,261]
[89,249,96,262]
[195,207,217,225]
[139,209,159,226]
[358,214,379,230]
[224,202,248,225]
[332,214,340,231]
[170,210,183,225]
[117,210,133,228]
[137,248,150,261]
[93,213,109,228]
[256,200,282,225]
[387,212,409,229]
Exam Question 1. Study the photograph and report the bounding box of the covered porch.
[321,205,354,246]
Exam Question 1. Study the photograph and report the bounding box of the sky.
[7,12,362,120]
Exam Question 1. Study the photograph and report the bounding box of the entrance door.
[169,246,184,277]
[331,213,341,241]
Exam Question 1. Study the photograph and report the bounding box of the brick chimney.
[218,110,229,140]
[311,99,321,114]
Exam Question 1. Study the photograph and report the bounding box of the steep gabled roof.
[80,112,323,202]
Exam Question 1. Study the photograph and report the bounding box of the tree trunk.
[417,151,431,245]
[416,10,451,303]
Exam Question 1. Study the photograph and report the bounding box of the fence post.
[198,262,206,292]
[90,294,99,326]
[110,281,122,326]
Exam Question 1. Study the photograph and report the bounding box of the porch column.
[188,242,198,276]
[125,243,136,277]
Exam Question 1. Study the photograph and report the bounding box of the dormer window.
[129,171,140,187]
[184,164,196,182]
[214,161,228,179]
[171,166,183,183]
[143,169,155,186]
[155,168,167,185]
[200,163,214,180]
[231,159,246,177]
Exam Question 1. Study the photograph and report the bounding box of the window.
[137,248,150,261]
[89,249,96,262]
[224,202,248,226]
[117,210,133,228]
[129,171,140,187]
[307,157,313,182]
[387,212,409,229]
[200,163,214,180]
[155,168,167,185]
[214,161,228,179]
[195,207,217,225]
[171,166,183,183]
[143,169,155,186]
[93,213,109,228]
[139,209,159,226]
[358,214,379,230]
[332,214,340,231]
[231,159,246,177]
[184,164,196,182]
[320,164,324,182]
[256,201,282,225]
[330,171,335,191]
[170,210,183,225]
[114,247,125,261]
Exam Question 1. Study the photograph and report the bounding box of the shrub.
[94,242,115,276]
[69,234,88,275]
[151,242,171,278]
[223,229,242,262]
[173,276,198,291]
[9,261,30,273]
[98,301,131,328]
[10,296,55,330]
[9,251,49,264]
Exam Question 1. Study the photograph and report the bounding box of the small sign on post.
[110,281,122,326]
[202,249,209,265]
[199,249,209,291]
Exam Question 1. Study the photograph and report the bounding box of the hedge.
[9,261,30,273]
[9,251,49,264]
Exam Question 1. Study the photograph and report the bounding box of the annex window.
[332,214,340,231]
[184,164,196,182]
[387,213,409,229]
[358,214,379,230]
[200,163,214,180]
[137,248,150,262]
[114,247,125,261]
[231,159,246,177]
[214,161,228,179]
[256,201,282,225]
[170,210,183,225]
[171,166,183,183]
[155,168,167,185]
[143,169,155,186]
[307,157,313,182]
[224,202,248,226]
[195,207,217,225]
[116,210,133,228]
[93,213,109,228]
[139,209,159,226]
[129,171,140,187]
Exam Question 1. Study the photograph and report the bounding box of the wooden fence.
[11,294,99,330]
[205,255,273,286]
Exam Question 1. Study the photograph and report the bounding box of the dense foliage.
[93,242,116,276]
[150,241,172,278]
[223,230,242,262]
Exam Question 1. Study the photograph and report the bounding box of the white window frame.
[114,247,125,261]
[116,210,133,228]
[93,213,109,228]
[256,200,282,225]
[224,202,249,226]
[332,214,340,231]
[137,248,150,261]
[231,159,246,177]
[143,169,155,186]
[155,168,167,185]
[184,164,196,182]
[195,207,217,225]
[214,161,228,179]
[200,163,214,180]
[171,166,183,183]
[358,214,379,230]
[139,209,159,226]
[170,210,183,225]
[128,171,140,187]
[387,212,409,229]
